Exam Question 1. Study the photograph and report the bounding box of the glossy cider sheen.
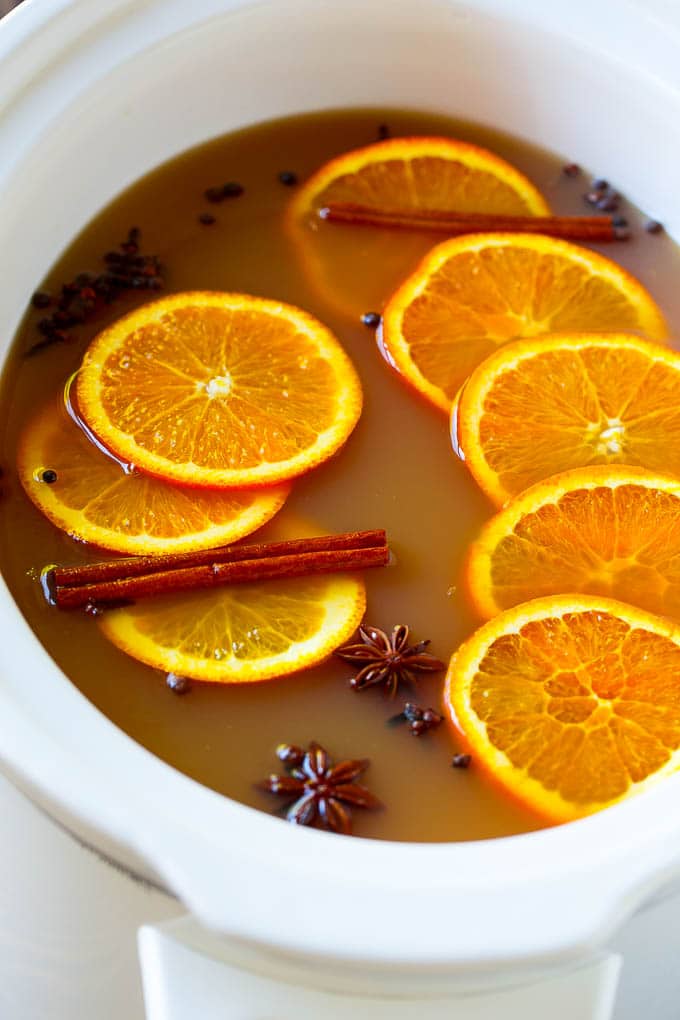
[2,109,680,841]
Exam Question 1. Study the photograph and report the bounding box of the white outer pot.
[1,0,680,1015]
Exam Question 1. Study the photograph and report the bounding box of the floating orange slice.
[289,137,549,320]
[17,400,289,555]
[456,332,679,505]
[466,466,680,620]
[76,292,362,489]
[446,594,680,822]
[381,236,668,413]
[17,397,289,554]
[100,573,365,683]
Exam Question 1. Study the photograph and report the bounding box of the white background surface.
[0,775,182,1019]
[0,772,679,1020]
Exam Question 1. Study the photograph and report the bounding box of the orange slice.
[446,594,680,822]
[99,573,366,683]
[289,136,549,320]
[466,466,680,620]
[456,332,679,505]
[76,292,362,490]
[381,236,668,413]
[17,400,289,555]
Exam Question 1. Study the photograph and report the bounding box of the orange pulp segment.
[99,574,366,683]
[466,466,680,620]
[381,236,668,413]
[289,136,550,320]
[17,400,289,555]
[456,331,680,505]
[446,594,680,822]
[76,292,362,489]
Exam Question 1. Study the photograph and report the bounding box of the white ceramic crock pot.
[2,1,680,1017]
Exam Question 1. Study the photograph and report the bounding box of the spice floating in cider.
[258,741,382,834]
[389,702,443,737]
[47,530,389,610]
[320,202,631,241]
[26,228,163,357]
[336,624,445,697]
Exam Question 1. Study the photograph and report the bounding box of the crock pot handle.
[138,916,621,1019]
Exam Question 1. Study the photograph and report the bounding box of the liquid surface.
[2,108,679,842]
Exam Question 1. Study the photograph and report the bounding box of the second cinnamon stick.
[319,202,629,241]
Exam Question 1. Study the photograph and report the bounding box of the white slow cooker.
[1,1,680,1017]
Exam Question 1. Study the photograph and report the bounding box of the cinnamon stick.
[319,202,629,242]
[52,529,386,587]
[48,531,389,610]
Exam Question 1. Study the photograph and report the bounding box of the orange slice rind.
[466,466,680,620]
[289,136,550,320]
[381,236,668,414]
[76,292,363,490]
[292,136,550,220]
[456,331,680,504]
[99,573,366,683]
[446,594,680,822]
[18,400,290,554]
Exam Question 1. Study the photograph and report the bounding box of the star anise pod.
[336,624,445,696]
[258,741,382,835]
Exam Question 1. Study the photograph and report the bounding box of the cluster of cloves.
[564,165,662,234]
[390,701,443,736]
[584,177,621,212]
[204,181,244,203]
[28,228,163,356]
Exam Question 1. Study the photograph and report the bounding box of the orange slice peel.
[99,573,366,683]
[446,594,680,823]
[76,291,362,490]
[289,136,550,320]
[18,400,289,555]
[292,136,550,220]
[466,465,680,620]
[456,331,679,504]
[381,236,668,414]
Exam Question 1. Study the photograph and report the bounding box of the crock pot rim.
[2,0,680,975]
